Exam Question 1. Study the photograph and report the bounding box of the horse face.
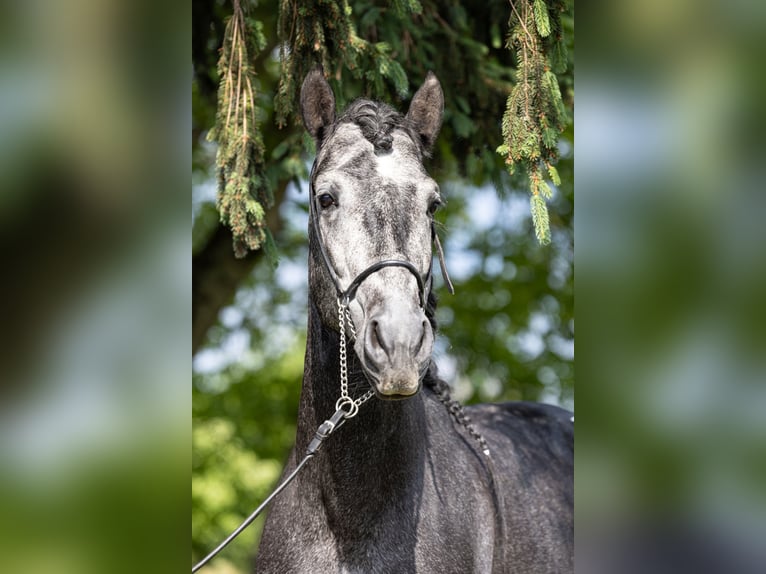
[302,70,444,399]
[312,125,439,397]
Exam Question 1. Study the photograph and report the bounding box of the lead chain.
[336,299,374,418]
[345,306,356,341]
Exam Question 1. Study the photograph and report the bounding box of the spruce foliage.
[498,0,571,244]
[204,0,573,255]
[208,0,274,258]
[275,0,415,127]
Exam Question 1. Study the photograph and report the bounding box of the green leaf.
[383,60,409,98]
[542,127,560,149]
[491,22,502,49]
[452,112,475,138]
[271,140,290,160]
[538,179,553,200]
[455,96,471,115]
[262,229,280,268]
[550,36,568,74]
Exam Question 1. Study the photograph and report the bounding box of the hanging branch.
[275,0,355,128]
[498,0,571,244]
[208,0,273,258]
[275,0,414,129]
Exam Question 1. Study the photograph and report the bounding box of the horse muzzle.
[356,300,434,399]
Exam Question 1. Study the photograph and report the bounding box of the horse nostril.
[370,320,385,352]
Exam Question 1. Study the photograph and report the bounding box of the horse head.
[301,68,445,399]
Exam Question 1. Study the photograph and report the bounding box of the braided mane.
[424,294,491,456]
[336,99,426,157]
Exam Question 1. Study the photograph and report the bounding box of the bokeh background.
[0,0,188,573]
[577,1,766,571]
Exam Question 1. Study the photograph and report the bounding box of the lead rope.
[192,302,373,573]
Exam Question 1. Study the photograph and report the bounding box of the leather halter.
[308,160,454,308]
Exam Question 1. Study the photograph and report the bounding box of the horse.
[255,69,573,573]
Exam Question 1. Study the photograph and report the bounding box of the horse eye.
[318,193,336,209]
[428,199,442,215]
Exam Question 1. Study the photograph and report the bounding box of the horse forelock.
[317,99,425,163]
[344,100,401,154]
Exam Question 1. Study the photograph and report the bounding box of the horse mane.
[424,291,491,455]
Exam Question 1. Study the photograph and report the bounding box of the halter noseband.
[308,160,454,308]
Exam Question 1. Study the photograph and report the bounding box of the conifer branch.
[275,0,421,128]
[499,0,571,245]
[510,0,536,46]
[208,0,273,258]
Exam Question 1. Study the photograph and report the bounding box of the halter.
[309,158,454,414]
[308,159,454,308]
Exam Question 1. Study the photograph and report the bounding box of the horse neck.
[296,299,427,530]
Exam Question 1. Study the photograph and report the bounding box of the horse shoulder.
[411,393,499,572]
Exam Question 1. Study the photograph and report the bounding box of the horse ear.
[406,72,444,151]
[301,67,336,142]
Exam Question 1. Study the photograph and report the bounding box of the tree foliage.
[497,0,571,243]
[209,0,274,257]
[204,0,573,258]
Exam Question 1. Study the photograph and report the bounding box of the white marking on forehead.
[375,132,423,181]
[316,125,426,189]
[375,152,400,178]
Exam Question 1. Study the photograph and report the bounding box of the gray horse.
[255,69,573,573]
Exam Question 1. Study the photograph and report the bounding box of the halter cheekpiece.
[308,159,453,309]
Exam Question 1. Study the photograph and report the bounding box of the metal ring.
[335,396,359,418]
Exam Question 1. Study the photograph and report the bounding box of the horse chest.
[258,446,497,573]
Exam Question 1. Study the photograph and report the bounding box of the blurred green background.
[0,1,188,573]
[576,0,766,571]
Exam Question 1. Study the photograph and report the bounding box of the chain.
[336,298,374,418]
[345,306,356,340]
[192,304,368,574]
